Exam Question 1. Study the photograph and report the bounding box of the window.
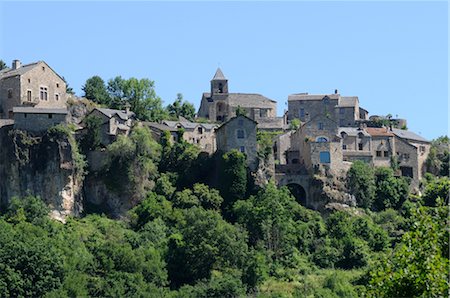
[42,66,45,71]
[48,114,53,119]
[237,129,245,139]
[339,107,345,114]
[358,143,363,151]
[55,94,59,101]
[339,119,345,126]
[319,151,331,163]
[342,144,347,150]
[56,83,60,88]
[238,119,244,126]
[24,113,27,118]
[403,153,410,159]
[197,127,203,134]
[376,151,382,157]
[27,90,32,101]
[240,146,245,153]
[40,87,48,100]
[384,151,389,157]
[419,146,426,152]
[28,78,31,83]
[7,89,12,98]
[316,137,328,143]
[300,108,305,117]
[318,122,324,130]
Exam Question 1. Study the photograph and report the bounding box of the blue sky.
[0,1,447,139]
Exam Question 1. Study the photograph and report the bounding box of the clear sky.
[0,1,447,140]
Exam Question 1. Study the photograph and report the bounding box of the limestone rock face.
[0,126,83,222]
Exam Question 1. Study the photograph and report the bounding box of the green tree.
[367,205,449,297]
[347,161,376,209]
[167,93,196,121]
[219,150,247,216]
[62,76,75,95]
[426,136,449,177]
[235,106,247,117]
[289,118,301,130]
[107,76,168,121]
[0,59,6,70]
[5,195,49,226]
[82,75,110,105]
[80,114,103,152]
[373,167,409,211]
[422,176,450,206]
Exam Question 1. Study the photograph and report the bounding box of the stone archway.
[286,183,307,206]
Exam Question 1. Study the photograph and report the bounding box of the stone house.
[13,107,68,132]
[287,91,368,127]
[339,127,377,164]
[161,119,218,154]
[0,60,67,118]
[83,107,135,146]
[144,122,179,143]
[197,68,285,130]
[215,115,258,170]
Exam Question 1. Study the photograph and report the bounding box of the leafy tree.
[167,93,196,121]
[0,59,7,70]
[422,176,450,206]
[107,76,168,121]
[373,167,409,211]
[219,150,247,216]
[426,136,449,177]
[80,114,103,152]
[367,205,449,297]
[82,75,110,105]
[347,161,376,209]
[289,118,301,130]
[167,207,248,288]
[5,195,49,226]
[235,106,247,117]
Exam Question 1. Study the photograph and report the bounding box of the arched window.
[316,137,328,143]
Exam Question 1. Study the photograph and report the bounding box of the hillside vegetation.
[0,123,448,297]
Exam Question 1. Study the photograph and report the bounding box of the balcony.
[21,97,39,106]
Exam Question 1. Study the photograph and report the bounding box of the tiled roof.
[0,62,40,79]
[392,128,429,143]
[162,120,218,131]
[212,68,226,80]
[203,92,276,107]
[144,122,178,132]
[95,108,134,121]
[215,115,257,132]
[13,107,68,114]
[339,97,358,107]
[288,93,340,101]
[338,127,370,137]
[365,127,394,137]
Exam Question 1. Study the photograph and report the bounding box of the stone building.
[0,60,67,118]
[83,107,135,146]
[215,115,258,170]
[13,107,68,132]
[287,91,368,127]
[197,68,285,130]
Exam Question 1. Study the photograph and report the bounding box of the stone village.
[0,60,431,210]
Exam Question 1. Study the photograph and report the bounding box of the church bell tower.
[210,68,228,96]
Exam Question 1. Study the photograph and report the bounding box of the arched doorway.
[286,183,307,206]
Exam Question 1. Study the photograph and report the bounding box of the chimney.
[12,60,21,70]
[124,102,131,114]
[334,89,338,94]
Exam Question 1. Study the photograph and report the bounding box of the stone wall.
[14,112,67,132]
[0,76,20,118]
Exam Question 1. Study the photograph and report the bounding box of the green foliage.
[426,136,449,177]
[82,75,111,105]
[167,93,196,121]
[4,195,49,226]
[347,161,375,209]
[422,176,450,206]
[235,105,248,117]
[289,118,301,130]
[373,167,409,211]
[219,150,247,216]
[80,114,103,152]
[367,205,449,297]
[104,126,161,195]
[257,130,282,160]
[0,59,6,70]
[167,207,248,288]
[107,76,168,121]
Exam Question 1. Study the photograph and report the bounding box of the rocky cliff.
[0,125,84,222]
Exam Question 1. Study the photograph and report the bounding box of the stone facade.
[83,107,135,146]
[197,69,283,130]
[287,92,366,127]
[215,115,258,170]
[13,107,68,132]
[0,60,67,118]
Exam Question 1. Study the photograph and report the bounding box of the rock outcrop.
[0,125,84,222]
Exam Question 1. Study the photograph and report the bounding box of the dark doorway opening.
[286,183,307,206]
